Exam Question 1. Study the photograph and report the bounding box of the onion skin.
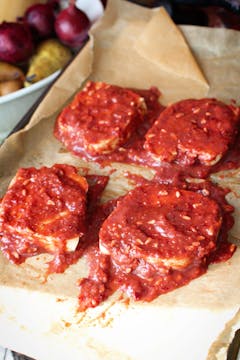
[24,3,56,39]
[0,22,34,64]
[54,4,90,48]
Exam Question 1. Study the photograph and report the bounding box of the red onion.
[0,22,34,64]
[24,3,56,39]
[54,4,90,48]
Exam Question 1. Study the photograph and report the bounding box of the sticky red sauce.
[145,99,239,166]
[0,165,109,273]
[211,131,240,173]
[0,164,88,263]
[183,179,236,263]
[77,179,236,309]
[100,185,221,261]
[77,199,117,310]
[47,174,110,274]
[102,98,240,182]
[54,83,164,164]
[54,81,148,157]
[55,87,240,185]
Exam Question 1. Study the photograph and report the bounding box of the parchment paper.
[0,1,240,359]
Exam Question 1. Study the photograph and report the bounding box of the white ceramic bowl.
[0,70,60,144]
